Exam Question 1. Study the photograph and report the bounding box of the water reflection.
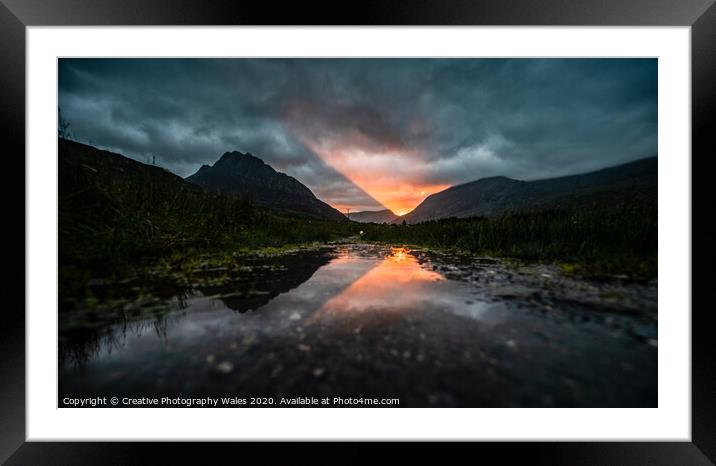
[59,246,492,371]
[58,244,658,407]
[208,250,334,313]
[310,248,446,320]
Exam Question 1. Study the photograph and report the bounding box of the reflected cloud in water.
[58,244,657,407]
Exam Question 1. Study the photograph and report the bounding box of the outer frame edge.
[6,0,712,464]
[691,0,716,463]
[0,1,26,464]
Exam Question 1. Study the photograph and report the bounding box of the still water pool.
[59,244,657,407]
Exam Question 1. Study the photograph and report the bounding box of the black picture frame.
[2,0,712,463]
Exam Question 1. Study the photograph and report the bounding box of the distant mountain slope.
[349,209,399,224]
[60,139,202,196]
[186,150,346,221]
[400,157,657,224]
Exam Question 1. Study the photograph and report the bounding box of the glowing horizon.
[297,138,450,216]
[329,180,449,217]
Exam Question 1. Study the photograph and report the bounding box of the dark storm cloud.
[58,58,657,212]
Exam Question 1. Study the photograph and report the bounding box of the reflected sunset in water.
[308,247,445,323]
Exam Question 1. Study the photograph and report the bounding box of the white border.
[27,26,691,441]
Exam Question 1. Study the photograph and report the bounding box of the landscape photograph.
[58,58,657,408]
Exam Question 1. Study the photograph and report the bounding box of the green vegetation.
[360,203,657,280]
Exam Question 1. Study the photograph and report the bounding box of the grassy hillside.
[59,140,360,298]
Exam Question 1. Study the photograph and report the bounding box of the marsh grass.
[360,203,657,280]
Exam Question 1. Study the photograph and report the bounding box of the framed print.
[3,0,714,463]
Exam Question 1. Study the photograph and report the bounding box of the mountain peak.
[217,150,267,166]
[186,150,345,221]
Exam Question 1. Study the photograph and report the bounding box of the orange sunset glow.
[300,142,450,215]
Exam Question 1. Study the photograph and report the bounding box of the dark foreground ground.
[59,243,657,408]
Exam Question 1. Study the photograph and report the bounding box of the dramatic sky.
[58,58,657,215]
